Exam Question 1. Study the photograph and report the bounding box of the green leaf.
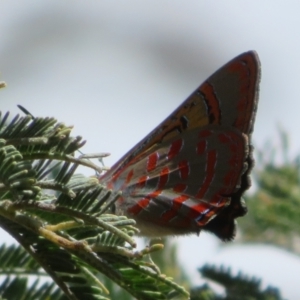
[0,109,189,300]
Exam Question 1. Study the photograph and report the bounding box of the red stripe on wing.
[167,139,183,160]
[196,150,217,199]
[173,183,187,193]
[157,167,170,189]
[161,195,190,222]
[178,160,189,180]
[147,152,159,172]
[200,82,221,125]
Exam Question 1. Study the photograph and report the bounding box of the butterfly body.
[100,51,260,241]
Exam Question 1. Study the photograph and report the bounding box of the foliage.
[149,238,190,289]
[0,104,189,300]
[238,129,300,254]
[0,80,289,299]
[190,265,282,300]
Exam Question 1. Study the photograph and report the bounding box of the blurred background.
[1,1,300,299]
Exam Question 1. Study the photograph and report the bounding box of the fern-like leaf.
[0,109,189,300]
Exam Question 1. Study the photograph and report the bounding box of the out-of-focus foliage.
[239,129,300,254]
[190,265,282,300]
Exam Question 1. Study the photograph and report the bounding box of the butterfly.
[99,51,260,241]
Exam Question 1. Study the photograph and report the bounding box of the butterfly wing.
[100,51,260,240]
